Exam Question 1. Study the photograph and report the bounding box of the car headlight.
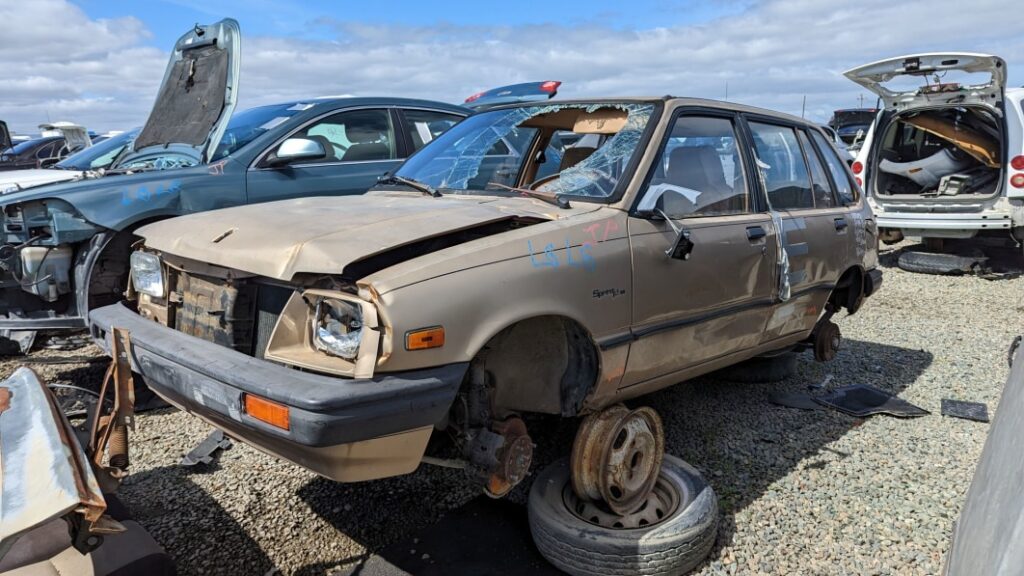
[311,297,363,360]
[130,251,165,298]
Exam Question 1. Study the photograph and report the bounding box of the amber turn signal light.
[406,326,445,350]
[244,394,290,430]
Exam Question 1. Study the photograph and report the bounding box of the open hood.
[130,19,240,164]
[844,53,1006,112]
[0,121,10,152]
[38,122,91,153]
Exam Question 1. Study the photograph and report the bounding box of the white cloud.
[0,0,1020,135]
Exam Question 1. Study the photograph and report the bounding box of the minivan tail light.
[851,161,864,175]
[1011,155,1024,171]
[1011,174,1024,189]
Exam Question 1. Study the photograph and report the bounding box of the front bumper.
[89,303,467,481]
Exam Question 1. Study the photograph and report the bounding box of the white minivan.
[845,53,1024,252]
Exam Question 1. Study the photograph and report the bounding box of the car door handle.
[834,218,848,231]
[746,226,766,241]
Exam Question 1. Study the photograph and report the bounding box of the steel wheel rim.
[563,471,684,530]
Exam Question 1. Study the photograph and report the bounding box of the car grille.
[170,270,293,358]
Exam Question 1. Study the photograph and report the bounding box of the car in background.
[821,125,854,164]
[93,95,880,576]
[0,137,67,171]
[0,17,559,351]
[0,129,138,195]
[845,52,1024,251]
[828,107,878,154]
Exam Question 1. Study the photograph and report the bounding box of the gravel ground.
[4,239,1022,575]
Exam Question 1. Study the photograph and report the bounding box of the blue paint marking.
[528,240,559,268]
[528,239,596,271]
[120,180,183,206]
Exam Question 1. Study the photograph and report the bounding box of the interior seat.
[341,125,391,162]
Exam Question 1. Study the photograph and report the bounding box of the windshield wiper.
[377,175,441,198]
[488,183,571,209]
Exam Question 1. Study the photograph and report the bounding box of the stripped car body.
[846,53,1024,246]
[92,97,881,488]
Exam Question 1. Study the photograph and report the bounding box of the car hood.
[126,19,240,165]
[139,193,597,281]
[0,168,82,194]
[844,53,1006,112]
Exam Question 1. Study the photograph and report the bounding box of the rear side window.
[810,130,858,204]
[403,110,464,152]
[748,122,814,210]
[797,131,836,208]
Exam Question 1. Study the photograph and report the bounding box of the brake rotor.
[571,405,664,515]
[814,320,841,362]
[484,417,533,498]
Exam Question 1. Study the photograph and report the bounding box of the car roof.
[255,97,469,115]
[478,96,817,127]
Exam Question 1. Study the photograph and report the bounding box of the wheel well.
[830,266,865,314]
[86,218,166,309]
[472,316,599,418]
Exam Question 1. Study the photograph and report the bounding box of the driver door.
[246,108,403,204]
[620,112,778,390]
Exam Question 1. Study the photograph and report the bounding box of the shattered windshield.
[393,102,655,199]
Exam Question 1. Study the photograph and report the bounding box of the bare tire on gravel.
[528,455,718,576]
[897,251,986,275]
[713,353,798,383]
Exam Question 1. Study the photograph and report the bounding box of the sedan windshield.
[210,102,314,160]
[55,130,138,170]
[393,102,655,199]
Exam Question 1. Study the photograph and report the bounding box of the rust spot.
[0,386,11,413]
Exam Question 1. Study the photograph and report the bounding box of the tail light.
[851,161,864,175]
[855,177,863,187]
[464,91,485,104]
[540,81,561,93]
[1011,155,1024,171]
[1011,174,1024,189]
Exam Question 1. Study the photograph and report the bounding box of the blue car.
[0,18,559,350]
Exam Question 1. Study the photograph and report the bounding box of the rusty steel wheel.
[571,405,665,515]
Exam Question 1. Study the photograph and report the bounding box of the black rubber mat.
[813,385,929,418]
[941,399,990,423]
[769,391,825,411]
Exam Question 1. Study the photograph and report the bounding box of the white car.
[0,129,136,195]
[845,53,1024,250]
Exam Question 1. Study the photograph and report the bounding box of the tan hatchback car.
[90,97,881,575]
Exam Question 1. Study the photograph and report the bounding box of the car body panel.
[130,19,240,165]
[0,367,106,559]
[844,53,1006,112]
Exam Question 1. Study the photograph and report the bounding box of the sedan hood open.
[127,19,240,165]
[138,193,584,281]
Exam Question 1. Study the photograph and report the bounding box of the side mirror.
[269,138,326,167]
[635,186,695,260]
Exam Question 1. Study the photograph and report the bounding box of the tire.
[528,455,718,576]
[897,251,985,275]
[713,353,798,383]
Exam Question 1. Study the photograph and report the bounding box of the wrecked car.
[0,129,138,196]
[846,53,1024,252]
[0,18,484,352]
[0,123,95,172]
[91,96,881,575]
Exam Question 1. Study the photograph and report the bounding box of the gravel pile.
[3,239,1020,575]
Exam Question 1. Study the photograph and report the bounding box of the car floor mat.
[940,399,990,423]
[813,385,930,418]
[768,391,825,411]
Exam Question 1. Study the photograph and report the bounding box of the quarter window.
[810,130,858,204]
[798,131,836,208]
[643,115,749,217]
[402,110,464,151]
[294,109,395,164]
[748,122,814,210]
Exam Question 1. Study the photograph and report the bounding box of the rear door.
[621,111,778,388]
[746,119,851,341]
[246,107,404,204]
[844,53,1006,112]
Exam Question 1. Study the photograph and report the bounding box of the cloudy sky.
[1,0,1020,135]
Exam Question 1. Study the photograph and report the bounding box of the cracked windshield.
[393,103,655,198]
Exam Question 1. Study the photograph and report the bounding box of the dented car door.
[621,112,778,389]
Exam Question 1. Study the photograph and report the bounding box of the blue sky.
[1,0,1020,133]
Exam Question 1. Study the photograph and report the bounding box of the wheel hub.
[564,472,683,530]
[814,320,841,362]
[571,405,665,515]
[484,417,533,498]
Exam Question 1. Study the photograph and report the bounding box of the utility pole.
[724,81,729,101]
[801,95,806,118]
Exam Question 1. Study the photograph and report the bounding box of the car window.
[810,130,858,204]
[798,131,836,208]
[296,109,395,164]
[35,141,59,160]
[749,122,814,210]
[403,110,463,151]
[641,115,749,218]
[56,131,137,170]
